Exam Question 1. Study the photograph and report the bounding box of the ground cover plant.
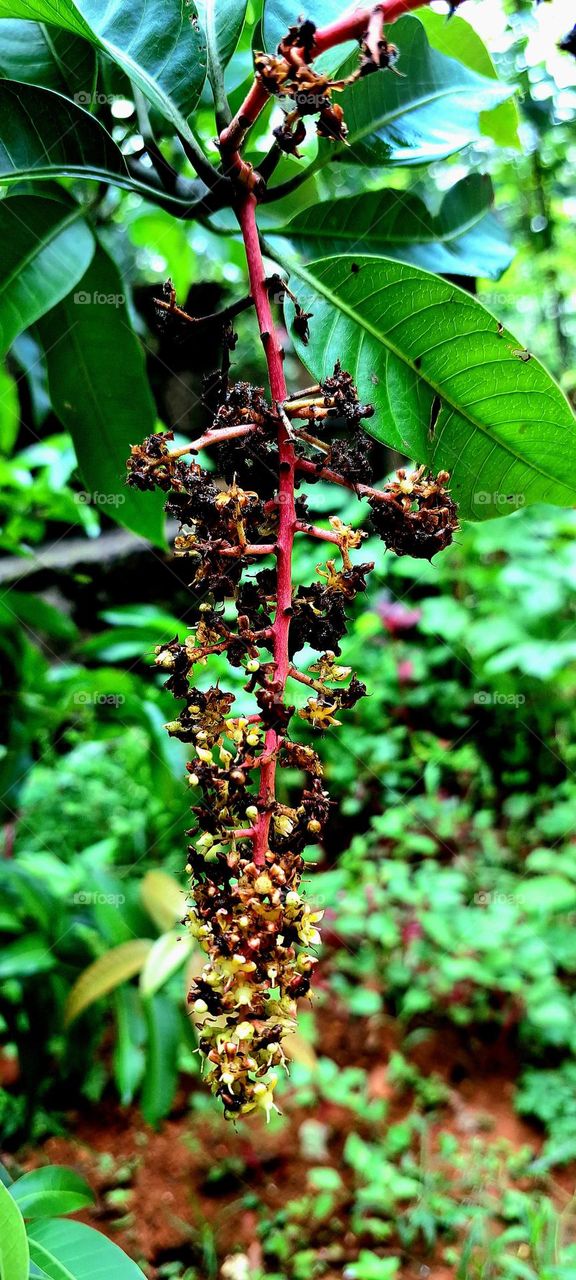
[1,0,576,1276]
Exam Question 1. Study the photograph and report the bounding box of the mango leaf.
[36,245,166,546]
[28,1220,147,1280]
[0,195,95,359]
[0,81,195,210]
[0,1181,29,1280]
[0,18,95,96]
[0,935,55,977]
[306,17,514,174]
[140,930,193,997]
[197,0,247,69]
[0,0,206,140]
[417,9,520,149]
[286,255,576,521]
[0,362,19,453]
[112,988,146,1105]
[141,993,180,1126]
[263,0,339,54]
[267,175,513,281]
[64,939,153,1025]
[140,869,187,933]
[10,1167,94,1220]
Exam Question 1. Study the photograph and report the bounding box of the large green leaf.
[296,17,514,176]
[36,246,165,546]
[28,1220,147,1280]
[0,0,206,139]
[286,255,576,520]
[0,195,95,359]
[0,80,194,208]
[10,1167,94,1220]
[0,1181,29,1280]
[267,175,513,281]
[0,18,95,95]
[417,9,520,149]
[197,0,247,70]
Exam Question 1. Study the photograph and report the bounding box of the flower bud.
[155,648,175,669]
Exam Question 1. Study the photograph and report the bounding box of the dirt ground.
[7,997,575,1280]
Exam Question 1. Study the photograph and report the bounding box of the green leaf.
[28,1220,147,1280]
[267,175,513,281]
[0,362,19,453]
[64,939,153,1025]
[292,17,514,178]
[0,0,206,140]
[140,930,193,997]
[141,993,180,1126]
[417,9,520,149]
[286,254,576,521]
[1,591,79,641]
[519,877,576,914]
[140,869,187,933]
[0,19,95,96]
[263,0,336,55]
[0,196,95,359]
[113,988,146,1105]
[10,1168,94,1220]
[0,1180,29,1280]
[36,245,166,546]
[197,0,247,69]
[0,81,192,208]
[0,935,55,977]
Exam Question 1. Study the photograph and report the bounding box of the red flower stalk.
[127,1,458,1119]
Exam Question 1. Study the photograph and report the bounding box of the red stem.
[296,455,393,503]
[312,0,429,55]
[230,1,429,870]
[236,193,296,868]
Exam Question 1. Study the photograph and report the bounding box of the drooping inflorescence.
[127,339,458,1119]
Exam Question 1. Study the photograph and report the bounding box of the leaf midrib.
[270,201,491,250]
[289,257,569,487]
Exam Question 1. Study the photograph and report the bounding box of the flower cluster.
[128,278,458,1117]
[368,466,459,560]
[254,16,362,155]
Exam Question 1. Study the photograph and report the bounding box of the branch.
[296,455,393,503]
[133,86,180,195]
[236,192,295,868]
